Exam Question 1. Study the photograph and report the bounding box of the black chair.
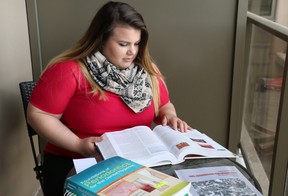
[19,81,44,190]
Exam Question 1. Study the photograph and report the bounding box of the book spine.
[65,181,97,196]
[63,189,76,196]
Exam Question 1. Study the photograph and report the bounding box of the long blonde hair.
[45,1,163,114]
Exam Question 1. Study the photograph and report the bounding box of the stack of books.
[64,156,190,196]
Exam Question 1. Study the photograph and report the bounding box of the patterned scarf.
[84,51,152,113]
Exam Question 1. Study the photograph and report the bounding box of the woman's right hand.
[77,136,103,157]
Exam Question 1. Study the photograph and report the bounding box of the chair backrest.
[19,81,37,136]
[19,81,44,190]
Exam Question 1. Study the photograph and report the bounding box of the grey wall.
[27,0,242,147]
[26,0,241,147]
[0,0,39,195]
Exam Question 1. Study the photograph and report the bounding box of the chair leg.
[34,165,44,192]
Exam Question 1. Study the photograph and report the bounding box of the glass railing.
[241,12,288,196]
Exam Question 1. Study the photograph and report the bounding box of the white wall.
[275,0,288,27]
[0,0,39,195]
[272,0,288,65]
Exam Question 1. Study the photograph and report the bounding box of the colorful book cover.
[64,156,190,196]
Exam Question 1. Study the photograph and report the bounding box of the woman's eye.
[119,42,128,46]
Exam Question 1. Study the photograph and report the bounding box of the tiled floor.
[241,124,270,196]
[36,191,43,196]
[34,187,43,196]
[240,88,281,196]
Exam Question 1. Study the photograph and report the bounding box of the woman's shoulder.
[41,60,85,82]
[44,60,82,76]
[49,60,80,71]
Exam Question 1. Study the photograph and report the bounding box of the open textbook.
[175,166,262,196]
[96,125,235,167]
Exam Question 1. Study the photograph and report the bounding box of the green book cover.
[64,156,190,196]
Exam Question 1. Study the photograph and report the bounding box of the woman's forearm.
[155,101,177,123]
[27,103,83,154]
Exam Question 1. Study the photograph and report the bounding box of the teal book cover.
[64,156,190,196]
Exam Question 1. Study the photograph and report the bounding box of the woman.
[27,1,191,195]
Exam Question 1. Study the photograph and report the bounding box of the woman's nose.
[128,45,137,55]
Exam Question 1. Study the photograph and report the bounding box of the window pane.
[241,25,287,194]
[248,0,275,17]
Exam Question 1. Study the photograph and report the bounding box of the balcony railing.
[242,11,288,196]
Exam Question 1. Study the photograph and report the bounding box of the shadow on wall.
[0,90,38,195]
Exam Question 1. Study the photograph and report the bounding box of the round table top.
[67,153,262,194]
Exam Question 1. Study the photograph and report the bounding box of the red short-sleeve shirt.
[30,61,170,158]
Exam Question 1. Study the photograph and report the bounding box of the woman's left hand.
[156,102,192,132]
[161,114,192,132]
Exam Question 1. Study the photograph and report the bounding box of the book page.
[181,131,236,158]
[175,166,262,196]
[153,125,235,161]
[96,126,178,166]
[73,158,97,174]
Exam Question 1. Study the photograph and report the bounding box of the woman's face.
[102,25,141,69]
